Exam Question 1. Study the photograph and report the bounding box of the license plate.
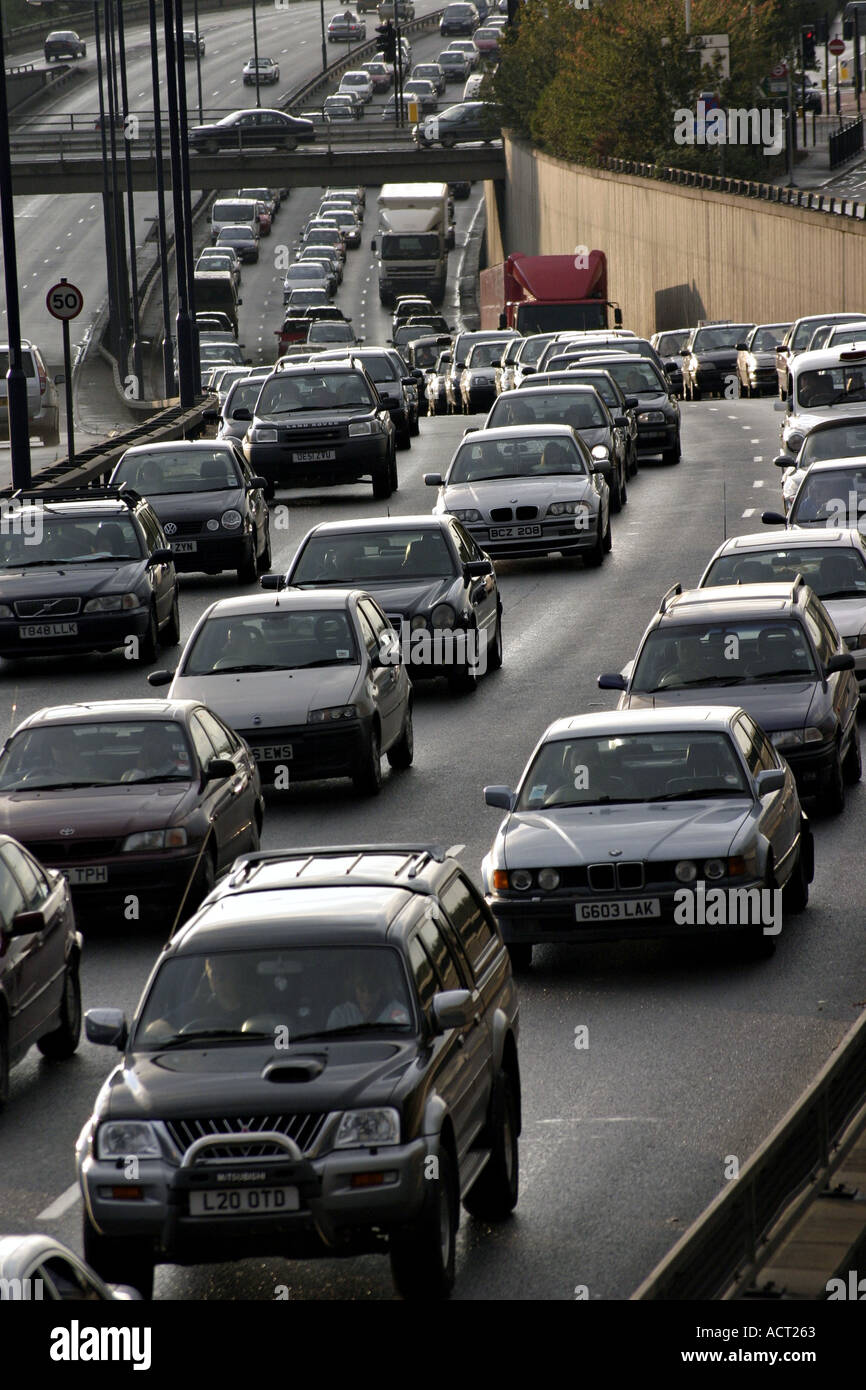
[576,899,660,921]
[294,449,336,462]
[488,524,542,540]
[61,865,108,885]
[18,622,78,638]
[170,540,197,553]
[188,1186,299,1216]
[251,744,293,762]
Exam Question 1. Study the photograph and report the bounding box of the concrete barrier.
[485,136,866,337]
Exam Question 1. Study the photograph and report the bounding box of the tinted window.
[703,545,866,600]
[691,326,753,351]
[449,433,588,483]
[257,372,373,413]
[0,514,143,567]
[489,390,606,430]
[189,713,218,769]
[631,620,818,691]
[439,875,494,972]
[0,853,27,927]
[293,528,454,583]
[195,709,238,759]
[419,913,462,990]
[408,935,437,1013]
[0,722,194,791]
[791,468,866,525]
[1,843,48,909]
[115,448,242,494]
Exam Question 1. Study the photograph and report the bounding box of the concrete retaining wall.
[484,136,866,337]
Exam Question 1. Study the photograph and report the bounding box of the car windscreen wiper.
[112,774,194,785]
[645,788,748,802]
[153,1028,274,1049]
[287,1021,411,1043]
[203,662,288,674]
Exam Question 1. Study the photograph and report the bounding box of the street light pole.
[193,0,203,122]
[161,0,195,406]
[252,0,261,108]
[148,0,175,395]
[0,19,31,488]
[173,0,200,394]
[116,0,144,396]
[320,0,327,73]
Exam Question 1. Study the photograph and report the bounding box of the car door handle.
[231,777,246,795]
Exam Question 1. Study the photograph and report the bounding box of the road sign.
[46,280,83,320]
[771,60,788,77]
[829,37,846,55]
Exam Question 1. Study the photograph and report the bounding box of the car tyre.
[583,518,605,568]
[36,959,82,1060]
[41,415,61,447]
[507,942,532,971]
[782,838,810,915]
[389,1148,457,1300]
[386,707,414,770]
[602,513,612,552]
[237,541,258,585]
[818,746,846,815]
[398,427,412,449]
[389,450,399,491]
[256,526,272,575]
[353,726,383,795]
[440,133,456,148]
[137,607,160,665]
[0,1020,9,1111]
[83,1212,155,1301]
[162,592,181,646]
[410,411,420,436]
[842,724,862,785]
[462,1069,519,1220]
[662,437,681,464]
[488,611,503,670]
[372,463,393,500]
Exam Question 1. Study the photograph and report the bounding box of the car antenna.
[723,477,727,541]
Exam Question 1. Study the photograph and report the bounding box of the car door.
[138,507,174,629]
[733,716,797,880]
[193,709,253,864]
[187,711,238,870]
[0,858,31,1060]
[437,873,498,1141]
[234,447,268,554]
[0,845,69,1042]
[450,520,497,656]
[358,599,405,748]
[807,597,860,752]
[406,928,471,1152]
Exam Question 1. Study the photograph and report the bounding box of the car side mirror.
[147,669,174,687]
[147,548,173,566]
[625,395,639,407]
[755,768,785,796]
[10,905,48,937]
[424,472,443,486]
[761,510,787,525]
[248,475,268,489]
[85,1008,129,1050]
[206,757,236,780]
[597,672,627,691]
[484,784,515,810]
[735,342,747,351]
[464,558,493,578]
[613,307,623,326]
[260,574,285,590]
[370,238,377,251]
[826,652,856,674]
[54,373,65,385]
[614,414,628,427]
[232,407,252,420]
[777,344,789,354]
[431,989,474,1032]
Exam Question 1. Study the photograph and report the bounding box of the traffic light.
[815,17,828,44]
[801,24,817,67]
[375,20,397,63]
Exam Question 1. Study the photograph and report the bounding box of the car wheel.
[602,513,612,552]
[583,518,605,568]
[488,611,503,670]
[441,133,456,148]
[137,607,159,665]
[237,541,258,585]
[389,450,399,491]
[386,706,414,770]
[256,526,272,575]
[662,437,681,464]
[410,411,420,436]
[0,1020,9,1111]
[41,415,61,447]
[507,941,533,971]
[353,725,383,795]
[620,467,628,506]
[782,835,810,915]
[372,463,393,500]
[389,1147,458,1300]
[83,1212,155,1301]
[162,592,181,646]
[843,723,862,785]
[448,647,480,694]
[609,471,623,513]
[36,959,82,1060]
[462,1069,519,1219]
[818,746,846,815]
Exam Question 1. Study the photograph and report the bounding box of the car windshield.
[631,620,818,693]
[0,514,143,567]
[692,326,753,351]
[449,434,588,483]
[584,359,665,394]
[256,372,373,413]
[134,945,415,1049]
[292,528,454,585]
[224,381,263,416]
[790,468,866,525]
[800,426,866,465]
[411,342,441,368]
[381,234,441,260]
[309,323,353,342]
[796,364,866,408]
[655,332,689,355]
[517,730,750,809]
[115,448,242,495]
[465,342,506,367]
[518,336,556,366]
[183,608,359,674]
[750,325,789,351]
[489,391,606,430]
[284,265,326,282]
[791,317,864,349]
[703,545,866,600]
[0,720,195,791]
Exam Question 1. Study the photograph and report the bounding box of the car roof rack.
[11,485,143,506]
[224,843,450,891]
[658,582,682,614]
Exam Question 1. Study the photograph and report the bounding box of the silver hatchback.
[0,341,60,446]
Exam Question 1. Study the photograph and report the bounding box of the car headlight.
[703,858,726,880]
[675,860,698,883]
[220,509,242,529]
[510,868,533,890]
[0,604,11,617]
[97,1121,162,1160]
[83,593,140,612]
[252,427,278,442]
[334,1108,400,1149]
[770,727,824,749]
[410,614,428,632]
[449,508,482,523]
[637,410,666,423]
[348,421,373,435]
[537,867,560,890]
[591,444,609,460]
[122,828,189,852]
[308,704,357,722]
[431,603,455,629]
[546,501,589,517]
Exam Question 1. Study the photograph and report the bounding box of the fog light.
[703,858,726,880]
[109,1186,143,1200]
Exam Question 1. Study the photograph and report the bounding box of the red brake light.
[38,364,47,394]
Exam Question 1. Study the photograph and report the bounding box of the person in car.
[327,961,411,1029]
[212,623,262,670]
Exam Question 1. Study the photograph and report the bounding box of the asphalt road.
[0,177,863,1299]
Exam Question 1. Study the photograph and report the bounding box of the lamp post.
[172,0,200,395]
[252,0,261,107]
[161,0,195,406]
[148,0,175,395]
[115,0,144,395]
[193,0,203,122]
[320,0,328,72]
[0,19,31,487]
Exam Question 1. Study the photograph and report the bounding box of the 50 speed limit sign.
[46,281,84,320]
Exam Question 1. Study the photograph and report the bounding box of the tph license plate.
[576,899,660,921]
[488,524,541,540]
[18,622,78,638]
[188,1186,299,1216]
[170,540,197,553]
[251,744,293,762]
[61,865,109,885]
[294,449,336,462]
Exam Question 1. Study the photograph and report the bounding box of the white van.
[211,197,259,243]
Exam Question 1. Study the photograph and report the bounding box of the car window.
[358,598,391,641]
[0,721,195,791]
[293,527,455,584]
[137,507,164,553]
[805,599,837,664]
[183,610,358,675]
[189,713,220,769]
[195,709,238,759]
[631,619,818,691]
[408,935,438,1014]
[451,521,478,563]
[732,717,767,778]
[439,874,494,973]
[449,433,587,483]
[1,843,48,909]
[0,512,144,568]
[256,371,373,413]
[0,853,27,927]
[703,545,866,599]
[490,390,606,431]
[115,448,242,495]
[356,607,379,659]
[418,911,462,990]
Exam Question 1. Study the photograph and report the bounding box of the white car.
[339,70,374,103]
[766,458,866,537]
[243,56,280,84]
[777,344,866,455]
[446,39,480,70]
[773,415,866,510]
[699,528,866,696]
[424,423,611,566]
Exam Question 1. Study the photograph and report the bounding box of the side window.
[811,600,841,658]
[359,598,389,640]
[419,912,462,991]
[0,856,27,928]
[439,874,495,974]
[195,709,238,759]
[408,935,437,1014]
[38,1257,99,1302]
[451,522,476,564]
[1,844,48,909]
[753,725,780,772]
[189,713,219,771]
[356,607,379,659]
[732,717,762,778]
[802,605,831,665]
[137,507,162,553]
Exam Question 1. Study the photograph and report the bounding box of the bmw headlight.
[510,869,533,890]
[637,410,666,423]
[449,508,482,523]
[675,860,698,883]
[83,593,140,612]
[546,501,588,517]
[703,858,726,880]
[97,1121,161,1159]
[431,603,456,629]
[308,705,357,722]
[252,427,278,442]
[770,727,823,749]
[220,510,242,529]
[122,828,189,852]
[537,867,560,890]
[334,1108,400,1149]
[348,421,373,436]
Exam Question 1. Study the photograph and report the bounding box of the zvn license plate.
[170,540,197,553]
[19,622,78,638]
[488,524,542,540]
[62,865,109,885]
[294,448,336,462]
[576,899,660,921]
[188,1186,299,1216]
[251,744,293,762]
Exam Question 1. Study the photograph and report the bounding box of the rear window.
[489,390,606,430]
[213,201,257,223]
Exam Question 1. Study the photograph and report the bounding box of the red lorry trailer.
[479,251,621,333]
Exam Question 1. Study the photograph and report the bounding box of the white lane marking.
[753,456,763,463]
[742,424,750,429]
[742,508,756,517]
[708,406,718,411]
[534,1116,660,1125]
[38,1183,81,1222]
[753,480,764,488]
[751,437,759,442]
[728,414,738,419]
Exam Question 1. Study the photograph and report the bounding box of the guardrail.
[632,1006,866,1300]
[829,115,864,170]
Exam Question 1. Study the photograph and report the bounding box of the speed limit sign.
[46,280,84,320]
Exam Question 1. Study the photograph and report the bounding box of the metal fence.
[829,115,864,170]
